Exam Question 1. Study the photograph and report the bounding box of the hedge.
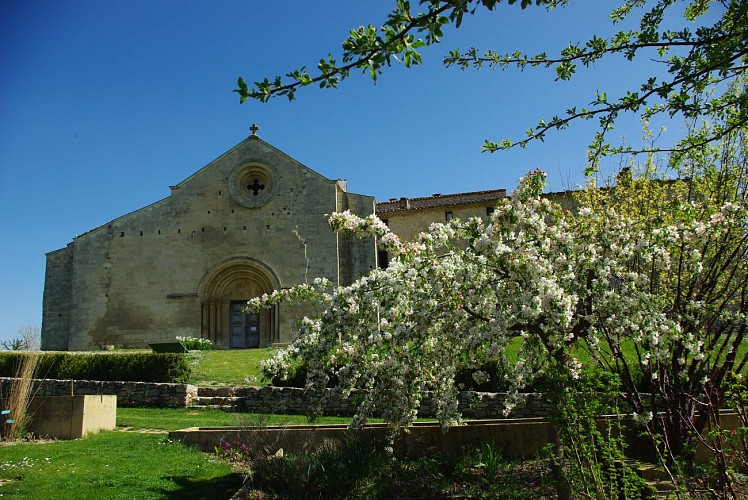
[0,352,191,383]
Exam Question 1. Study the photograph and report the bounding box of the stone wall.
[0,378,554,418]
[381,202,497,243]
[202,386,554,419]
[41,246,73,351]
[0,377,197,408]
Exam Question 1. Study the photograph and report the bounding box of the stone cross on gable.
[250,123,260,136]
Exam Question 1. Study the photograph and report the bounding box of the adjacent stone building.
[42,131,514,351]
[375,189,507,267]
[42,132,376,350]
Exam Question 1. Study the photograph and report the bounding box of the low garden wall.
[171,419,554,459]
[1,377,553,418]
[0,377,197,408]
[233,386,554,419]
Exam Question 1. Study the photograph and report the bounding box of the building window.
[445,211,454,221]
[247,178,266,196]
[377,250,389,269]
[486,206,495,216]
[228,162,279,209]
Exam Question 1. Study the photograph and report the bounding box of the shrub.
[215,438,251,463]
[267,358,339,388]
[0,352,191,383]
[455,361,513,392]
[176,336,214,351]
[248,437,388,498]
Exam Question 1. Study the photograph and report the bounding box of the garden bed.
[171,418,553,458]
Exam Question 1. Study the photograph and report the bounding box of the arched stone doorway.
[198,257,280,348]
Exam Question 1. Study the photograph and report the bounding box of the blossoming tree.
[237,0,748,495]
[575,118,748,495]
[247,161,745,495]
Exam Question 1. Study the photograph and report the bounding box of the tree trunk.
[549,422,573,500]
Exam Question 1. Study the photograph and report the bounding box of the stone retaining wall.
[1,377,553,418]
[0,377,197,408]
[202,386,554,419]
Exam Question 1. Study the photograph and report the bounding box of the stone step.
[643,481,678,497]
[191,404,240,411]
[636,463,671,482]
[196,386,258,397]
[196,387,235,397]
[632,463,676,498]
[192,396,243,407]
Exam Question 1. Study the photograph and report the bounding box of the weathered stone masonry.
[1,377,554,418]
[233,386,554,419]
[42,130,525,352]
[0,377,197,408]
[42,134,376,351]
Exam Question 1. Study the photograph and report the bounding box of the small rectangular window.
[486,206,495,216]
[377,250,389,269]
[445,211,453,221]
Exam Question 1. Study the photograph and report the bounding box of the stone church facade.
[42,131,516,351]
[42,133,376,351]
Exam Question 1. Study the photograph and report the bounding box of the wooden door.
[229,302,260,348]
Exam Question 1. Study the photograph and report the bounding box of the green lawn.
[0,407,356,499]
[0,431,243,499]
[117,407,356,431]
[0,407,385,498]
[0,422,550,499]
[187,347,276,386]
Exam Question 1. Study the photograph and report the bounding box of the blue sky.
[0,1,717,344]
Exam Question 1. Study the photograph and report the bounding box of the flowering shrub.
[176,336,214,351]
[248,159,746,496]
[254,170,643,422]
[214,438,250,462]
[573,119,748,497]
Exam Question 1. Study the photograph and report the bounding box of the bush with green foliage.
[229,434,557,498]
[176,336,214,351]
[247,437,393,498]
[0,352,191,383]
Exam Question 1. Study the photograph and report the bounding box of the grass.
[4,343,736,498]
[167,336,674,390]
[4,355,735,500]
[0,431,243,499]
[117,407,356,431]
[187,348,276,386]
[0,407,386,499]
[1,407,729,498]
[0,426,554,499]
[183,342,626,389]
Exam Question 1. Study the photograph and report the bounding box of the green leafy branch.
[450,0,748,170]
[234,0,562,103]
[237,0,748,171]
